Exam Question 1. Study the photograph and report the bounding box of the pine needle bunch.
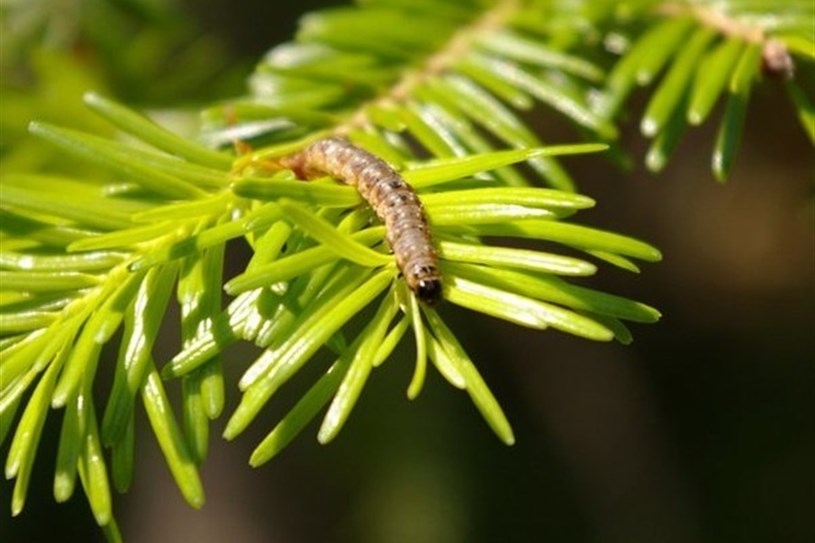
[1,0,812,540]
[589,0,814,178]
[1,91,661,539]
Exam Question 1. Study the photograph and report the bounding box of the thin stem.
[336,0,521,134]
[659,1,793,76]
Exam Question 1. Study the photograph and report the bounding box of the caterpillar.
[280,137,442,304]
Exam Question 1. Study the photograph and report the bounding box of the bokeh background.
[2,1,813,542]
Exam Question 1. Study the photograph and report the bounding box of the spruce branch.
[2,89,659,537]
[4,0,811,540]
[595,0,814,179]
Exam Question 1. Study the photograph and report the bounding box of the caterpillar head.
[407,264,442,304]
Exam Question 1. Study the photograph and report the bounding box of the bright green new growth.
[0,93,660,533]
[594,0,814,179]
[1,0,812,540]
[1,92,660,537]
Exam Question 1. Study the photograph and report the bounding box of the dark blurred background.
[1,1,813,542]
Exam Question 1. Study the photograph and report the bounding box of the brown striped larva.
[281,137,442,303]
